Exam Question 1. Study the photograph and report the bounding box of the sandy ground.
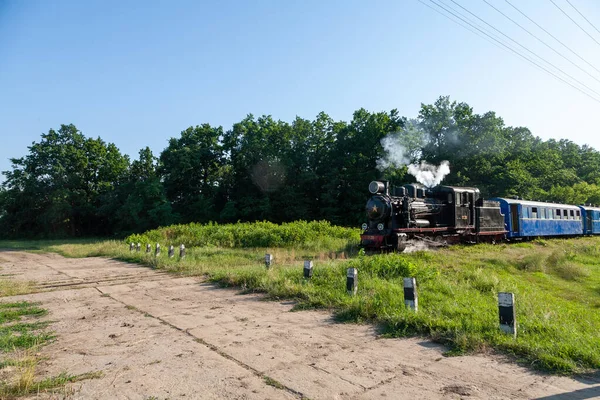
[1,251,599,400]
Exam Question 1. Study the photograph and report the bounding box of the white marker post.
[146,244,151,253]
[168,245,175,258]
[403,278,418,312]
[136,243,141,252]
[129,243,134,252]
[155,243,161,256]
[179,244,186,259]
[346,268,358,295]
[265,254,272,269]
[498,292,516,337]
[303,260,313,278]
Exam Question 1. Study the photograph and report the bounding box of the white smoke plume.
[407,161,450,188]
[377,131,451,188]
[376,135,410,170]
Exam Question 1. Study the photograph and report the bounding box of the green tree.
[160,124,225,223]
[1,124,129,237]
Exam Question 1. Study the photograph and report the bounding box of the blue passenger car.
[579,206,600,235]
[491,198,583,239]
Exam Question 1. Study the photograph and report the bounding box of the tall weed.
[125,220,359,250]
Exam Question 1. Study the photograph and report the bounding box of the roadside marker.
[136,243,141,252]
[498,292,517,337]
[403,278,418,312]
[168,245,175,258]
[179,244,186,259]
[346,268,358,295]
[129,243,134,252]
[303,260,313,278]
[146,244,151,253]
[265,254,272,269]
[155,243,161,256]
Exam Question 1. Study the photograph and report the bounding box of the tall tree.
[1,124,129,237]
[160,124,225,223]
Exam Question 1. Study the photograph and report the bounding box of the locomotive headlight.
[361,223,368,230]
[377,223,384,231]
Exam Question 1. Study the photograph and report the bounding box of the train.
[359,180,600,251]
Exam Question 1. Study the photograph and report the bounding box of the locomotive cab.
[431,186,480,229]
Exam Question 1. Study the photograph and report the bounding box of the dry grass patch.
[0,279,34,297]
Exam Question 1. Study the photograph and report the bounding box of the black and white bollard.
[403,277,418,312]
[303,260,313,278]
[346,268,358,295]
[498,292,517,337]
[136,243,141,252]
[129,243,134,252]
[168,245,174,258]
[155,243,160,256]
[265,254,272,269]
[179,244,186,259]
[146,244,151,253]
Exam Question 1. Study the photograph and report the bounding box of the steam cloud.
[377,133,450,188]
[407,161,450,188]
[376,135,410,170]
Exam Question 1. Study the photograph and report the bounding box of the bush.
[345,253,438,282]
[125,220,360,250]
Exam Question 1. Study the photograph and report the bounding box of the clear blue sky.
[2,0,600,177]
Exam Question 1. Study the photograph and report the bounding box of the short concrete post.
[155,243,160,256]
[129,243,134,252]
[179,244,186,259]
[303,260,313,278]
[168,245,174,258]
[498,292,516,337]
[146,244,151,253]
[136,243,141,252]
[265,254,272,269]
[403,277,418,311]
[346,268,358,295]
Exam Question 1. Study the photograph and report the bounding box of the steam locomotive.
[360,181,506,251]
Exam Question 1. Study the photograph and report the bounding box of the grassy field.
[2,224,600,375]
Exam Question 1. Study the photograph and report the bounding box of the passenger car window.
[532,207,538,219]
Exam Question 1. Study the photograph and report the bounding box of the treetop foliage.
[2,96,600,238]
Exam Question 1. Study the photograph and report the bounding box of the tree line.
[2,95,600,238]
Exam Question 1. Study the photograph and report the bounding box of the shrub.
[125,220,360,250]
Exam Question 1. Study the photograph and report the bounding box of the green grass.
[125,220,360,251]
[2,223,600,374]
[0,302,53,353]
[0,370,103,398]
[0,300,59,399]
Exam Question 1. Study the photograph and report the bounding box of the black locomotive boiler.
[360,181,506,251]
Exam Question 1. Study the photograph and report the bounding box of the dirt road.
[1,251,599,399]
